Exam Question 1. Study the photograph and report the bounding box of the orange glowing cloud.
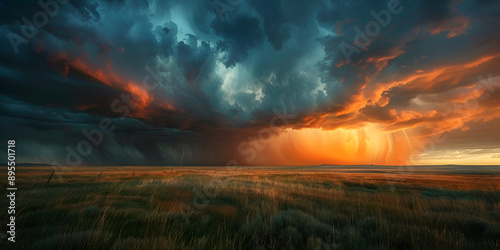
[276,54,500,166]
[250,124,416,166]
[51,53,120,86]
[429,15,471,38]
[126,82,153,108]
[363,45,406,72]
[362,54,499,108]
[49,52,163,111]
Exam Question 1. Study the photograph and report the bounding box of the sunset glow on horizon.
[249,125,414,166]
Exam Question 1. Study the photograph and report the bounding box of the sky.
[1,0,500,166]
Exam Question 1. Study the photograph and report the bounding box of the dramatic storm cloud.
[1,0,500,166]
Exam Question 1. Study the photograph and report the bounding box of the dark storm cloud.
[417,0,453,23]
[1,0,500,165]
[212,13,265,67]
[248,0,291,50]
[176,35,212,83]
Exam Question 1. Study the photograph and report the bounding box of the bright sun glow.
[252,124,416,166]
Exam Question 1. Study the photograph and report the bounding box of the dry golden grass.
[0,166,499,249]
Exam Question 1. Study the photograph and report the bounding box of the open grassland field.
[1,166,499,250]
